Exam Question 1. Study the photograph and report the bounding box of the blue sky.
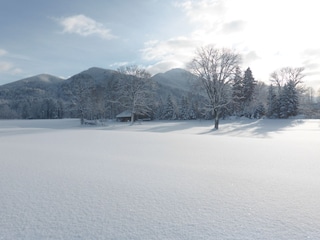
[1,0,320,89]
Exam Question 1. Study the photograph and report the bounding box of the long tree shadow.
[140,120,204,133]
[200,119,304,138]
[101,118,306,137]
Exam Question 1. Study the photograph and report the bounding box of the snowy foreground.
[1,119,320,240]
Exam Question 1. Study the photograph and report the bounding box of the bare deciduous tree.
[270,67,305,90]
[269,67,305,119]
[68,73,95,124]
[189,46,241,129]
[117,65,155,124]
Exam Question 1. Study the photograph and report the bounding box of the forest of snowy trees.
[0,46,320,123]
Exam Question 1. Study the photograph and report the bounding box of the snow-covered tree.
[40,99,57,119]
[103,74,121,119]
[253,103,265,119]
[231,66,244,116]
[242,68,257,117]
[178,95,197,120]
[279,80,299,118]
[117,65,155,124]
[162,94,179,120]
[270,67,304,90]
[267,84,279,118]
[154,96,165,120]
[189,46,241,129]
[68,73,95,124]
[317,88,320,103]
[243,68,256,103]
[179,95,189,120]
[269,67,304,119]
[0,103,18,119]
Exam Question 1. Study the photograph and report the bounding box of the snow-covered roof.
[116,110,132,118]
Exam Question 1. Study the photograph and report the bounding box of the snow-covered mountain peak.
[75,67,117,82]
[1,74,64,88]
[152,68,197,90]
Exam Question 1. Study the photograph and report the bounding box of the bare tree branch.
[117,65,155,124]
[189,46,241,129]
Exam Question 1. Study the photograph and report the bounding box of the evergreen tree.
[189,102,197,120]
[154,97,165,120]
[253,103,266,119]
[279,80,299,118]
[267,84,279,118]
[287,80,299,117]
[243,68,256,103]
[179,96,189,120]
[269,66,304,119]
[178,95,197,120]
[251,81,268,119]
[230,67,257,118]
[231,67,244,116]
[162,94,178,120]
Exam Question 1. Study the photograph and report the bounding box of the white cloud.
[0,61,12,72]
[143,0,320,88]
[109,61,130,68]
[176,0,226,27]
[141,37,199,73]
[0,49,7,56]
[147,60,185,75]
[0,61,21,75]
[0,49,22,75]
[221,20,246,34]
[142,37,197,60]
[141,1,235,74]
[58,14,116,40]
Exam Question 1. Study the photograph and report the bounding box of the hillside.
[75,67,118,83]
[0,74,65,101]
[0,67,198,119]
[152,68,198,91]
[1,74,64,87]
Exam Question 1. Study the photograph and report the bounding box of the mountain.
[75,67,118,83]
[152,68,198,91]
[1,74,64,88]
[0,67,200,119]
[0,74,65,100]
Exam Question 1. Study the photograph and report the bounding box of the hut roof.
[116,110,132,118]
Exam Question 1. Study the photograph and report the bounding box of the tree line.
[189,45,320,129]
[64,48,320,129]
[0,46,320,128]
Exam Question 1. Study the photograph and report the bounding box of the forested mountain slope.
[0,68,195,119]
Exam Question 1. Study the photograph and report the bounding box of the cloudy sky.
[1,0,320,88]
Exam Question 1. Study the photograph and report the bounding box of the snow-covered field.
[1,118,319,239]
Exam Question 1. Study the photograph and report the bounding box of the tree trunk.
[130,112,135,125]
[80,110,84,125]
[214,117,219,129]
[214,110,219,130]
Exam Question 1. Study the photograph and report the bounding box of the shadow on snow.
[199,119,305,138]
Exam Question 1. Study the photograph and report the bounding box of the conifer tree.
[162,94,178,120]
[269,67,304,118]
[267,84,279,118]
[279,80,299,118]
[231,66,243,116]
[179,96,189,120]
[243,68,256,103]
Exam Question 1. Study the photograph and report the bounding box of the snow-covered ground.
[1,119,319,239]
